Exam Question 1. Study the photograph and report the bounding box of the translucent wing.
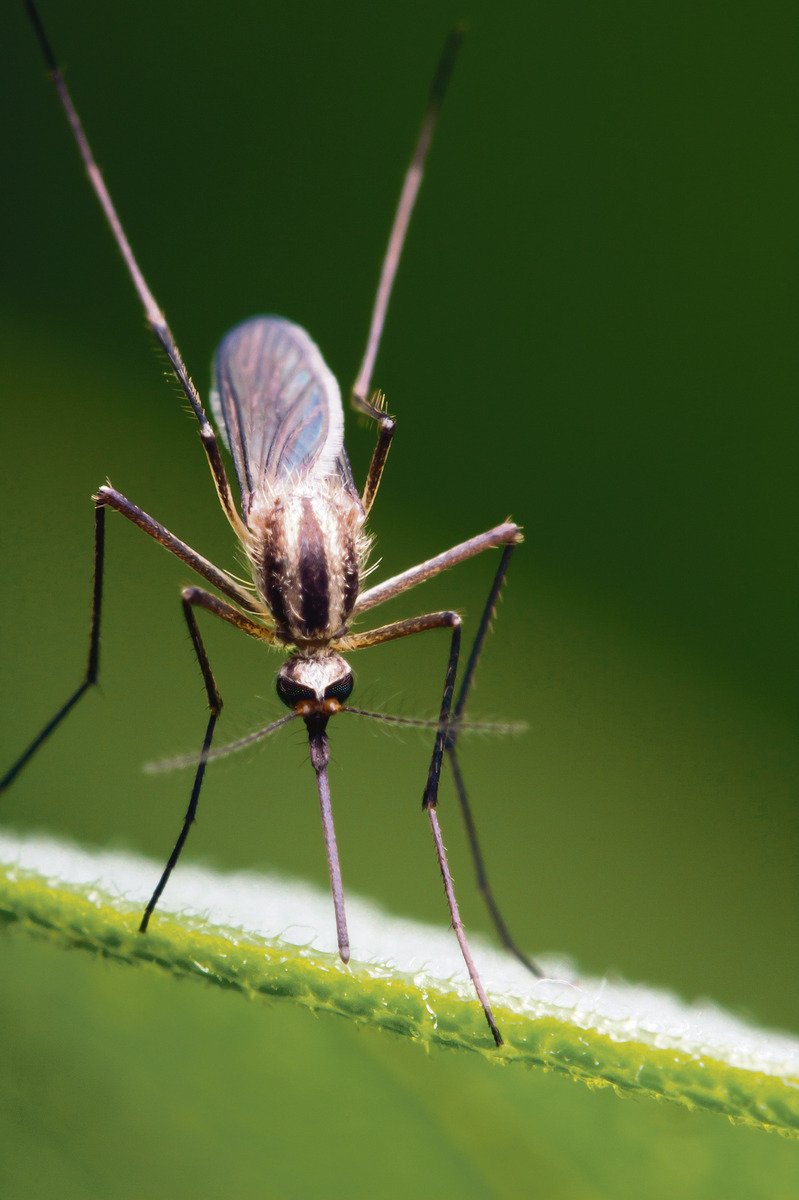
[209,315,358,520]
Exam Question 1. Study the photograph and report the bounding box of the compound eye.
[324,672,354,704]
[276,676,316,708]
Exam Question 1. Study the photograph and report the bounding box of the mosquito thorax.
[276,653,354,715]
[248,483,369,645]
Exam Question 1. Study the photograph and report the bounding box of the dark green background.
[1,1,797,1195]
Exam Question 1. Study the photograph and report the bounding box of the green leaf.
[1,831,796,1139]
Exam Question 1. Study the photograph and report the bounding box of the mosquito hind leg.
[25,0,244,536]
[349,28,464,516]
[351,28,463,404]
[355,391,395,517]
[446,543,542,978]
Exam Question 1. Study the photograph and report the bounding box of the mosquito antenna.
[307,723,350,963]
[145,712,299,774]
[341,706,526,736]
[352,26,464,405]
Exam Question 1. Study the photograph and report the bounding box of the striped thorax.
[247,477,369,646]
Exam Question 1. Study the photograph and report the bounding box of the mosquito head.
[276,652,354,719]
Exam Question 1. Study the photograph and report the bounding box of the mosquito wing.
[210,315,358,521]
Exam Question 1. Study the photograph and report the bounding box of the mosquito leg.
[338,607,463,794]
[448,748,541,979]
[0,503,105,793]
[422,616,504,1043]
[140,588,223,931]
[338,608,464,776]
[449,544,515,731]
[337,608,502,1043]
[357,392,395,517]
[166,586,277,643]
[443,545,542,977]
[97,486,263,615]
[336,609,456,652]
[349,29,463,515]
[352,28,463,404]
[427,803,503,1047]
[354,522,522,616]
[140,587,285,928]
[25,1,243,535]
[347,27,460,516]
[1,491,273,793]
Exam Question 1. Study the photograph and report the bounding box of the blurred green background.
[1,1,797,1195]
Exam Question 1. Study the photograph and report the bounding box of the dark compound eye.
[276,676,316,708]
[324,672,354,704]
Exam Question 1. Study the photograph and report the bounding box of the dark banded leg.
[0,490,269,793]
[446,545,542,978]
[338,609,502,1045]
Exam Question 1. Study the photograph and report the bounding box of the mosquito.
[4,1,542,1046]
